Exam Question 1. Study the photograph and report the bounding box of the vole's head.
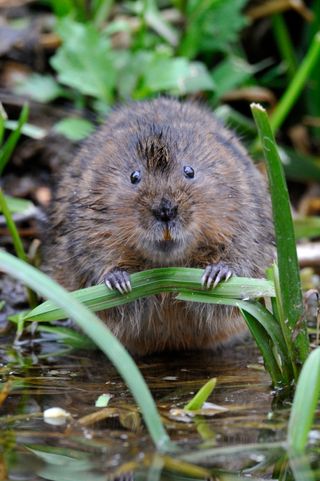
[126,125,199,263]
[98,116,242,265]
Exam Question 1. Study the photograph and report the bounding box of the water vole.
[45,98,274,354]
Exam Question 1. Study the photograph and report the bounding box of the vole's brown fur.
[45,98,274,355]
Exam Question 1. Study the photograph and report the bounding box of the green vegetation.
[21,270,274,322]
[252,104,309,368]
[0,104,29,174]
[0,249,173,451]
[288,347,320,454]
[0,190,37,309]
[1,0,320,461]
[184,378,217,411]
[3,102,318,452]
[14,0,257,139]
[0,105,37,308]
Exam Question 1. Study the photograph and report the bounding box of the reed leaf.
[250,103,309,365]
[0,104,29,175]
[177,291,290,384]
[23,269,275,323]
[0,189,37,308]
[184,378,217,410]
[270,31,320,133]
[0,103,6,146]
[287,347,320,454]
[239,308,284,386]
[272,14,297,80]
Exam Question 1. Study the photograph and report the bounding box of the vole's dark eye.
[130,170,141,184]
[183,166,195,179]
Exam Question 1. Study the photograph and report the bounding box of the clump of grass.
[251,103,309,367]
[251,103,320,453]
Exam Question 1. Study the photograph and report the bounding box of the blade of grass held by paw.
[22,269,275,323]
[184,378,217,411]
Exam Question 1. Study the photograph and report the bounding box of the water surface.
[1,337,319,480]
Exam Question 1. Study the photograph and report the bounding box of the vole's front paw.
[104,268,131,294]
[201,262,233,289]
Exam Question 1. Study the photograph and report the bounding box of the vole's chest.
[143,293,194,326]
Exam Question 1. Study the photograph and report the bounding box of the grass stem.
[288,347,320,453]
[251,103,309,367]
[272,14,297,80]
[0,104,29,175]
[0,189,37,308]
[270,31,320,133]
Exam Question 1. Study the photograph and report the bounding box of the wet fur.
[45,98,274,355]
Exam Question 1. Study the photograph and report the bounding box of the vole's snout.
[152,198,178,223]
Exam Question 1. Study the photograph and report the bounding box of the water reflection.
[0,338,319,480]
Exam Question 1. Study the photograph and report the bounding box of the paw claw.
[212,273,222,289]
[226,270,232,282]
[201,266,211,287]
[202,263,233,290]
[104,269,131,295]
[115,282,124,294]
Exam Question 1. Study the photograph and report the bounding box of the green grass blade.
[5,120,46,140]
[3,194,34,215]
[23,270,275,322]
[266,266,280,324]
[35,325,96,349]
[239,308,284,386]
[294,216,320,240]
[0,250,173,451]
[0,104,29,175]
[250,103,309,364]
[272,14,297,80]
[144,0,178,46]
[0,189,37,308]
[184,378,217,410]
[177,291,290,381]
[0,189,28,263]
[269,263,297,381]
[287,347,320,454]
[92,0,114,27]
[270,31,320,133]
[0,102,7,146]
[289,455,317,481]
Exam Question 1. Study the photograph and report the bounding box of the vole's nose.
[152,198,178,223]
